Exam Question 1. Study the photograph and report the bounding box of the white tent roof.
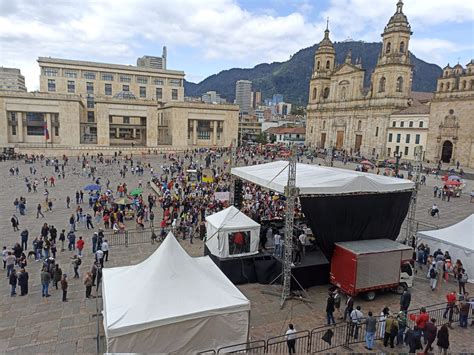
[231,161,414,195]
[206,206,260,231]
[418,214,474,252]
[102,233,250,338]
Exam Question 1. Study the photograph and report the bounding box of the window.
[415,134,420,144]
[54,126,59,136]
[409,121,413,127]
[379,77,386,93]
[83,71,96,80]
[156,87,162,100]
[401,263,412,276]
[396,77,403,92]
[375,126,379,137]
[86,82,94,94]
[326,60,330,69]
[154,78,165,85]
[105,84,112,96]
[323,87,330,99]
[48,79,56,92]
[120,75,131,83]
[67,80,75,93]
[406,134,410,143]
[399,41,405,53]
[419,121,424,128]
[11,125,16,135]
[357,120,362,131]
[139,86,146,98]
[136,76,148,84]
[317,61,320,70]
[87,111,95,123]
[169,79,181,87]
[122,85,129,92]
[392,121,396,127]
[386,42,391,54]
[43,68,58,77]
[101,73,114,81]
[462,80,467,89]
[64,70,77,78]
[172,89,178,100]
[87,98,94,109]
[400,121,404,127]
[312,88,317,100]
[396,134,401,143]
[395,145,400,153]
[446,82,450,90]
[310,126,313,134]
[27,126,44,136]
[388,133,393,142]
[123,116,130,124]
[404,146,409,156]
[440,83,444,91]
[341,87,346,100]
[197,120,211,140]
[387,147,392,156]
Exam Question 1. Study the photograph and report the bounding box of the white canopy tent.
[102,232,251,353]
[205,206,261,258]
[418,214,474,282]
[231,161,414,195]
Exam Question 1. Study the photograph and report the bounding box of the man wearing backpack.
[458,268,468,294]
[428,263,437,291]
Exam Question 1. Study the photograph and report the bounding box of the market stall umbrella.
[444,180,461,186]
[448,175,461,181]
[84,184,101,191]
[130,188,143,196]
[114,197,133,205]
[386,159,396,164]
[360,160,374,166]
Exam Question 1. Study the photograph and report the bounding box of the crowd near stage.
[202,161,415,289]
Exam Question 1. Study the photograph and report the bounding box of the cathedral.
[306,0,414,158]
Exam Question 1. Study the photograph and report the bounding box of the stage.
[204,245,329,290]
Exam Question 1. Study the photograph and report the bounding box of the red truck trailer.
[330,239,414,301]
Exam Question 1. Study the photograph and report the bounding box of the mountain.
[184,41,442,105]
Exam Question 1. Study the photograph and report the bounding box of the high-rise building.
[137,46,167,70]
[252,91,262,109]
[201,91,226,104]
[0,67,27,92]
[235,80,252,113]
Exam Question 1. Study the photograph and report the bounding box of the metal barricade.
[310,323,349,353]
[217,340,266,354]
[266,330,310,354]
[197,350,217,355]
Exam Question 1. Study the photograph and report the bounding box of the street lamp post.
[394,151,403,177]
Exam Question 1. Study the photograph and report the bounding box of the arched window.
[399,41,405,53]
[396,76,403,92]
[341,87,347,100]
[462,80,467,89]
[317,61,320,70]
[322,121,326,130]
[323,87,330,98]
[357,120,362,131]
[440,83,444,91]
[312,87,317,100]
[386,42,391,54]
[446,82,450,90]
[379,77,386,93]
[326,60,330,69]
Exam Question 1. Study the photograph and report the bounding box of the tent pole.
[406,145,422,245]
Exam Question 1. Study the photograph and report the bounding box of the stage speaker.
[234,179,243,209]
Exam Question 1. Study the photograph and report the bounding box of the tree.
[255,133,268,144]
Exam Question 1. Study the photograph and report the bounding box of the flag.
[43,121,49,140]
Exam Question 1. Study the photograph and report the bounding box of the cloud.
[0,0,472,89]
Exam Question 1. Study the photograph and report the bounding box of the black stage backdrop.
[300,190,412,259]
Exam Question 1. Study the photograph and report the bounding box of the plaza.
[0,151,472,353]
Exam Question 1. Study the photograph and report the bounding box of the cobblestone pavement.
[0,154,472,353]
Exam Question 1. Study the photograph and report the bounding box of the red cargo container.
[330,239,413,301]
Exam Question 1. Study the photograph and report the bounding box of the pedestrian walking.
[76,236,85,257]
[101,239,109,262]
[400,289,411,313]
[18,268,29,296]
[364,311,376,351]
[9,268,17,296]
[11,214,19,231]
[350,306,363,339]
[72,255,81,278]
[36,203,45,218]
[383,314,398,348]
[40,267,51,297]
[84,272,93,299]
[436,324,449,355]
[53,264,62,289]
[61,274,68,302]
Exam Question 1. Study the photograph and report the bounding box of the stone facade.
[426,61,474,167]
[306,1,415,158]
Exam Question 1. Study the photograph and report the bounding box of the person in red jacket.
[415,307,429,344]
[76,236,85,257]
[442,290,457,328]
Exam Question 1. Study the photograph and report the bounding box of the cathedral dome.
[383,0,412,35]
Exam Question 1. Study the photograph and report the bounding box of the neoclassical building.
[425,61,474,167]
[306,1,415,158]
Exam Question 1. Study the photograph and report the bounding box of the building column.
[212,120,217,145]
[192,119,197,145]
[96,104,110,146]
[46,113,52,145]
[17,112,24,143]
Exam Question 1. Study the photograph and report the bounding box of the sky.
[0,0,473,90]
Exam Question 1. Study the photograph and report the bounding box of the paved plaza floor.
[0,153,473,353]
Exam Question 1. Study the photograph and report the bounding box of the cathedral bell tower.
[371,0,413,99]
[309,21,335,103]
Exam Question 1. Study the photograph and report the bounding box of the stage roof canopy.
[231,161,414,195]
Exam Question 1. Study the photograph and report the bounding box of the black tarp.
[300,190,412,259]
